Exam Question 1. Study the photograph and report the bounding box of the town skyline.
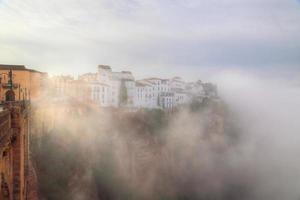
[0,1,300,200]
[2,62,299,85]
[50,64,217,110]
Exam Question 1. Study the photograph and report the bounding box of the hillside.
[30,99,251,200]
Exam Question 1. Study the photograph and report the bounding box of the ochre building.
[0,65,47,101]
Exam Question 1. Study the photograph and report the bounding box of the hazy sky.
[0,0,299,80]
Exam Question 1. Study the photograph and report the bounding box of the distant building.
[0,64,47,101]
[134,77,191,110]
[52,65,217,110]
[170,76,185,91]
[159,92,174,109]
[76,65,136,108]
[78,73,97,82]
[51,75,74,97]
[50,75,92,103]
[135,80,156,108]
[90,82,110,107]
[140,78,167,108]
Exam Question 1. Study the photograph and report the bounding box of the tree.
[119,80,128,107]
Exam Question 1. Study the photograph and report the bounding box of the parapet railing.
[0,100,30,146]
[0,109,11,148]
[0,100,30,112]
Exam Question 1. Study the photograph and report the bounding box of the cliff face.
[26,160,39,200]
[30,98,250,200]
[0,102,41,200]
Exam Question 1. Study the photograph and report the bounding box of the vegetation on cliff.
[30,99,250,200]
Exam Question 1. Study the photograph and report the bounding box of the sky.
[0,0,299,80]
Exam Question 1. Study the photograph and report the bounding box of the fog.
[31,71,300,200]
[215,71,300,200]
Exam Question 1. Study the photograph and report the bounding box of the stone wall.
[0,102,38,200]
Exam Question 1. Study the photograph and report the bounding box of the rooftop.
[145,77,160,80]
[121,71,132,74]
[144,77,169,81]
[98,65,112,70]
[89,82,110,87]
[80,72,97,76]
[0,64,46,74]
[136,80,153,87]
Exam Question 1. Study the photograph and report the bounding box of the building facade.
[50,65,217,110]
[0,65,47,102]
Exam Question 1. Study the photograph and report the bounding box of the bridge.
[0,101,38,200]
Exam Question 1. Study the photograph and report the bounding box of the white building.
[85,65,136,108]
[159,92,174,109]
[77,65,215,110]
[174,91,188,106]
[170,77,185,91]
[79,73,97,82]
[134,80,157,109]
[134,77,190,109]
[97,65,112,85]
[90,82,110,107]
[51,75,74,97]
[135,78,172,109]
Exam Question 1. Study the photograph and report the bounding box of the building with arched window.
[0,64,47,102]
